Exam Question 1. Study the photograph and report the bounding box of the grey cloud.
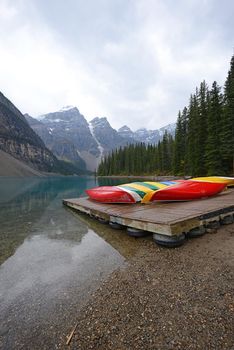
[1,0,233,130]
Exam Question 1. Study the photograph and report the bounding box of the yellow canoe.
[192,176,234,186]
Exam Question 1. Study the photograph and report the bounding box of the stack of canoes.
[85,176,234,204]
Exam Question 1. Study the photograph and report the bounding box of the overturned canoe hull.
[148,181,227,202]
[192,176,234,186]
[86,181,176,203]
[86,186,138,203]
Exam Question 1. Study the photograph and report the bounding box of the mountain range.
[26,106,176,171]
[0,91,175,175]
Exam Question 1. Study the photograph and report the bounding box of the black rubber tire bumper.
[153,233,186,247]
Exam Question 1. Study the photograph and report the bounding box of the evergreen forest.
[98,55,234,177]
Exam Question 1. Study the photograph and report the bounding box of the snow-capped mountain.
[118,123,176,144]
[90,117,129,150]
[26,107,176,171]
[25,107,92,170]
[118,125,134,139]
[158,123,176,137]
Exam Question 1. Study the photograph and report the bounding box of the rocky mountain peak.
[89,117,129,153]
[118,125,132,132]
[0,91,59,172]
[158,123,176,136]
[38,106,87,125]
[59,105,76,112]
[136,128,148,133]
[90,117,110,129]
[0,91,26,124]
[118,125,134,139]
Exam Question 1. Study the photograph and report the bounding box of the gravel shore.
[68,224,234,350]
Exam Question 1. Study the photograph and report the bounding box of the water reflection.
[0,230,124,306]
[66,207,146,259]
[0,176,129,350]
[0,229,125,350]
[0,177,95,264]
[0,176,137,264]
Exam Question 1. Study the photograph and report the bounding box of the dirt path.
[68,224,234,350]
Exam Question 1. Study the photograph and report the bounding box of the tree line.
[98,55,234,176]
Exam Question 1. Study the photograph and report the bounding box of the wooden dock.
[63,189,234,243]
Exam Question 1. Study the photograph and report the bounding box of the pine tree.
[173,111,182,175]
[173,108,187,175]
[186,93,199,175]
[205,81,223,175]
[221,55,234,174]
[197,81,209,175]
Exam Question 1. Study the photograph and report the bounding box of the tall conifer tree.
[186,94,199,175]
[205,81,223,174]
[221,55,234,174]
[197,81,209,175]
[173,107,188,175]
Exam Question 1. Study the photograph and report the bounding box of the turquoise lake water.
[0,176,141,349]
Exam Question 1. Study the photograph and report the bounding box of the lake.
[0,176,141,349]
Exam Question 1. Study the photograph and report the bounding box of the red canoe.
[86,186,140,203]
[148,180,227,202]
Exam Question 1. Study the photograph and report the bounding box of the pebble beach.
[68,223,234,350]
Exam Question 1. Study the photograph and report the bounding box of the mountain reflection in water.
[0,176,136,350]
[0,176,96,264]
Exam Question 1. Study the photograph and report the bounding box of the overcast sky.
[1,0,233,130]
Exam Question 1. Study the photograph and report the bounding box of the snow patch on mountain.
[88,122,104,162]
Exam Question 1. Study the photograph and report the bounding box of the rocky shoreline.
[67,224,234,350]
